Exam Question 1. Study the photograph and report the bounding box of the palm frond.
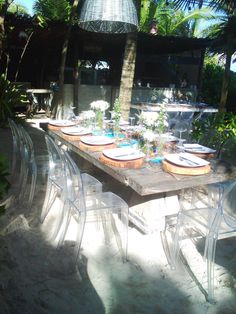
[172,0,236,12]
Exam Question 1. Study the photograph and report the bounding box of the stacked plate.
[80,136,114,146]
[49,120,76,127]
[102,147,145,161]
[165,152,209,168]
[61,126,91,136]
[183,144,216,154]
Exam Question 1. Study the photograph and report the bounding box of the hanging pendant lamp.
[78,0,138,34]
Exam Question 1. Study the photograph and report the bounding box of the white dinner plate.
[49,120,76,127]
[80,136,114,146]
[160,134,178,142]
[103,147,145,161]
[164,152,210,168]
[119,120,129,126]
[183,144,216,154]
[61,126,91,136]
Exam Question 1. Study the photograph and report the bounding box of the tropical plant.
[0,74,26,125]
[33,0,71,23]
[200,53,224,105]
[140,0,213,37]
[33,0,79,119]
[175,0,236,111]
[192,111,236,144]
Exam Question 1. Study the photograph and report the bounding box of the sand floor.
[0,116,236,314]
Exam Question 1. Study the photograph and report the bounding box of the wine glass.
[129,116,135,126]
[174,120,189,151]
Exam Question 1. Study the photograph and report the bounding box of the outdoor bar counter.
[131,102,218,113]
[47,128,235,233]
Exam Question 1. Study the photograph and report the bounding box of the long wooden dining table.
[47,127,236,233]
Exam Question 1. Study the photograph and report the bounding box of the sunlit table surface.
[47,128,235,197]
[26,89,53,94]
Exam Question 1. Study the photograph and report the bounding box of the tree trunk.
[219,30,234,112]
[52,0,79,118]
[73,58,80,115]
[119,32,137,121]
[0,1,9,62]
[0,15,4,61]
[14,31,34,82]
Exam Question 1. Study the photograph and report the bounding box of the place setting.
[162,152,211,175]
[79,135,116,151]
[181,143,216,158]
[48,119,77,130]
[60,126,92,140]
[100,147,145,168]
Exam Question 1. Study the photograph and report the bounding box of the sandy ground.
[0,116,236,314]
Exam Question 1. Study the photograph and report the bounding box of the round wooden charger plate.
[79,141,116,152]
[48,124,62,130]
[162,160,211,175]
[100,154,144,168]
[189,152,215,159]
[61,133,92,141]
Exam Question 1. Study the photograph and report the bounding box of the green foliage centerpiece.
[110,98,122,137]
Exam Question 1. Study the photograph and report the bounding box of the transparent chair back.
[170,180,236,302]
[58,150,129,262]
[218,136,236,166]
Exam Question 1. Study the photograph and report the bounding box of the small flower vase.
[113,119,120,138]
[143,140,153,161]
[155,136,166,157]
[95,110,104,130]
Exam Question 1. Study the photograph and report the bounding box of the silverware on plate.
[179,155,200,166]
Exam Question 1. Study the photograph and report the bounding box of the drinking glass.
[129,116,135,126]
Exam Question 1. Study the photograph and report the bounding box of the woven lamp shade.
[78,0,138,34]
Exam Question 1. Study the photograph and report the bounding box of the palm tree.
[119,0,213,120]
[174,0,234,11]
[0,1,14,61]
[119,31,138,120]
[33,0,77,118]
[141,0,213,37]
[179,0,236,111]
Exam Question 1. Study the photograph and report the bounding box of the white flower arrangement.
[80,110,95,120]
[90,100,109,112]
[137,105,168,134]
[142,130,156,142]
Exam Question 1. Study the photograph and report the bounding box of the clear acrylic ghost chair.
[8,119,21,181]
[17,124,38,208]
[6,121,37,209]
[40,134,67,240]
[170,181,236,302]
[167,112,180,133]
[196,129,223,157]
[4,119,22,205]
[58,150,129,262]
[172,112,194,142]
[40,135,103,240]
[206,136,236,208]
